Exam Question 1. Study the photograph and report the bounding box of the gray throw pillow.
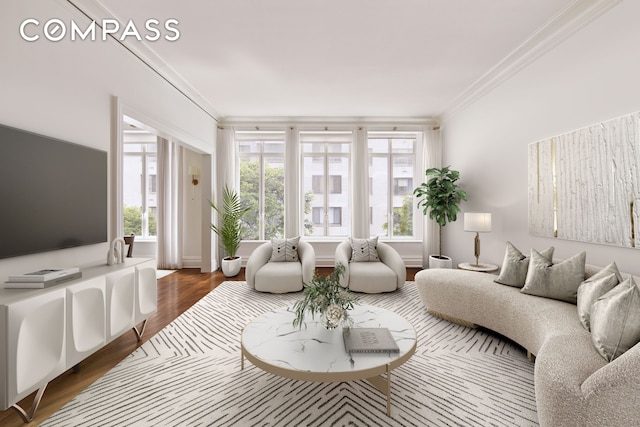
[520,250,586,303]
[350,237,379,262]
[494,242,554,288]
[270,236,300,262]
[576,262,623,331]
[590,276,640,362]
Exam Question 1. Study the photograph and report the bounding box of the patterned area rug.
[43,282,538,426]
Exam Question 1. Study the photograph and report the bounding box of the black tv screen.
[0,123,108,259]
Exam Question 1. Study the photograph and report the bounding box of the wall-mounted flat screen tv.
[0,123,108,259]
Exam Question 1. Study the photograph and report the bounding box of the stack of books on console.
[4,267,82,289]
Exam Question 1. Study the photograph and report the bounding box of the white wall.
[0,0,215,281]
[441,0,640,275]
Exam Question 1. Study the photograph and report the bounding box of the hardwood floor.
[0,267,419,426]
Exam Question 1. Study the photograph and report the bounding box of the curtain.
[351,126,369,238]
[156,137,183,269]
[214,127,235,263]
[285,127,301,237]
[422,127,442,268]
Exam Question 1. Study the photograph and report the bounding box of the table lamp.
[464,213,492,267]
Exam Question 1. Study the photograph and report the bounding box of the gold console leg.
[11,383,48,423]
[133,319,148,342]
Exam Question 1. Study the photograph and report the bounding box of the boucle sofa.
[415,264,640,427]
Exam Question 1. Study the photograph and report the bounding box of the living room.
[1,0,639,425]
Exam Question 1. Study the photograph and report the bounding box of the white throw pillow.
[590,276,640,362]
[576,262,623,331]
[350,237,379,262]
[494,242,554,288]
[270,236,300,262]
[520,250,586,304]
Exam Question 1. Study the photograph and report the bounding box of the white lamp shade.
[464,213,492,232]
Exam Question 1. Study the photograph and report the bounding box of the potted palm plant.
[413,166,467,269]
[209,185,250,277]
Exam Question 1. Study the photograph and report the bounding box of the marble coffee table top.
[241,304,416,383]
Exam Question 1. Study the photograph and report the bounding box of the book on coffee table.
[343,327,399,353]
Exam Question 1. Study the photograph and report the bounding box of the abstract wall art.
[528,112,640,249]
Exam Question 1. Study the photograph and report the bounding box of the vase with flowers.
[293,263,359,330]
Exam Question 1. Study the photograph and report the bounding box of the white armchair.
[335,239,406,293]
[245,239,315,293]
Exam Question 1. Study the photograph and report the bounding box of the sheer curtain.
[351,126,369,238]
[284,127,301,237]
[422,127,442,268]
[156,137,183,269]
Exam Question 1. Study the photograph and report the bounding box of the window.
[393,177,413,195]
[312,175,323,194]
[123,130,157,239]
[368,133,419,238]
[329,175,342,194]
[237,131,285,240]
[328,207,342,225]
[301,131,351,237]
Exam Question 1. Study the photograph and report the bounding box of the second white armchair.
[335,238,406,293]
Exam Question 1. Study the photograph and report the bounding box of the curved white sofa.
[415,265,640,427]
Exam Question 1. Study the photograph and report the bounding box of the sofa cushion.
[270,236,300,262]
[577,262,623,331]
[349,237,379,262]
[347,261,396,293]
[494,242,554,287]
[521,250,586,303]
[254,261,303,293]
[590,276,640,362]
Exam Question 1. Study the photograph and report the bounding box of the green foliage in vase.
[413,166,467,257]
[292,263,359,329]
[209,186,251,259]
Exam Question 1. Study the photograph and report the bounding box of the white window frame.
[236,131,286,240]
[122,131,157,241]
[300,131,352,238]
[368,131,422,240]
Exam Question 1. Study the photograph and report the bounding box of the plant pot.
[429,255,452,269]
[221,256,242,277]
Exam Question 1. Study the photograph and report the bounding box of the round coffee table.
[241,304,417,416]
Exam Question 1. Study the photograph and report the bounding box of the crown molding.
[222,116,438,128]
[439,0,622,122]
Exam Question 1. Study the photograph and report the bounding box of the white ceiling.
[84,0,586,120]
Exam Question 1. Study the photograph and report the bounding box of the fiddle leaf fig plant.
[209,185,250,259]
[413,166,467,258]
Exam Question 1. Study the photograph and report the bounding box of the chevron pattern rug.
[43,282,538,426]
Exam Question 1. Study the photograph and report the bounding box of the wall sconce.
[464,212,492,267]
[188,166,200,186]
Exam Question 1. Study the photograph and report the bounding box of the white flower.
[325,304,345,326]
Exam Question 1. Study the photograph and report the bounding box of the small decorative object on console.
[293,263,359,330]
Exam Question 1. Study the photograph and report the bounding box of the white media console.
[0,258,157,422]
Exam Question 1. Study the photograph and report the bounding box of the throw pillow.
[494,242,554,287]
[520,250,586,303]
[590,276,640,362]
[576,262,624,331]
[270,236,300,262]
[350,237,379,262]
